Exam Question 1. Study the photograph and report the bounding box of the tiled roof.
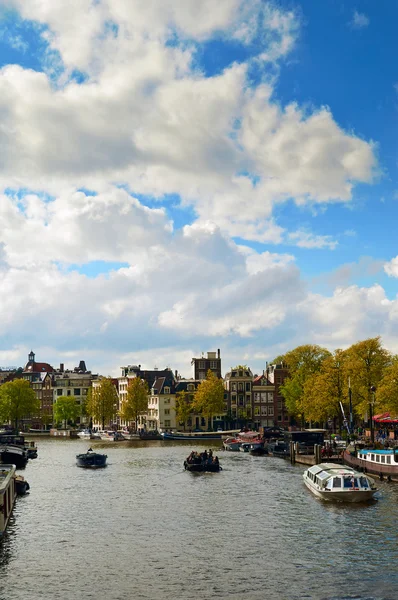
[24,361,55,373]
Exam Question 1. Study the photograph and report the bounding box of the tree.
[87,378,119,430]
[302,350,348,426]
[175,391,194,431]
[278,344,331,421]
[344,337,392,418]
[53,396,80,429]
[0,379,39,430]
[193,370,225,431]
[119,377,148,431]
[375,357,398,415]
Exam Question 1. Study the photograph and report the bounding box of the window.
[371,454,375,461]
[238,395,244,406]
[245,383,251,391]
[238,383,243,391]
[376,455,380,462]
[381,455,385,463]
[74,388,81,396]
[332,477,341,488]
[267,392,274,402]
[67,390,71,396]
[231,395,236,404]
[165,420,171,427]
[164,398,170,404]
[254,407,260,416]
[187,384,194,391]
[278,415,282,421]
[199,361,205,369]
[210,361,217,369]
[164,387,170,394]
[232,383,237,391]
[164,409,170,415]
[254,393,260,403]
[387,456,391,464]
[57,389,62,396]
[199,371,206,380]
[268,407,274,416]
[261,406,267,416]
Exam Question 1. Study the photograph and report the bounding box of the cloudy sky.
[0,0,397,377]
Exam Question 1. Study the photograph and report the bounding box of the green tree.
[87,378,119,430]
[0,379,39,430]
[119,377,148,431]
[193,370,225,431]
[278,344,331,421]
[374,356,398,415]
[302,349,348,426]
[175,391,194,431]
[344,337,392,418]
[53,396,80,429]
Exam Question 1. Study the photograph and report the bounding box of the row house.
[224,363,290,430]
[53,361,98,427]
[118,364,178,431]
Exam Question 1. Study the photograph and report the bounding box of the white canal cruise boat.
[303,463,377,503]
[0,464,17,536]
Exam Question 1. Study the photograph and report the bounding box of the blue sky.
[0,1,397,376]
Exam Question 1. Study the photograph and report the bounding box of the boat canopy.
[373,412,398,423]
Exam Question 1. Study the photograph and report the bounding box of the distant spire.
[28,350,35,363]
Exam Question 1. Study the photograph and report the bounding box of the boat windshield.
[343,476,359,488]
[359,476,369,489]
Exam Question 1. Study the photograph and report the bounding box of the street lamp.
[369,385,376,445]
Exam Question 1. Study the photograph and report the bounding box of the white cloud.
[384,256,398,278]
[351,11,370,29]
[0,0,387,378]
[288,231,338,250]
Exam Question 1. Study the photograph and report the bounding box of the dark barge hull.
[343,450,398,481]
[76,453,107,468]
[0,447,28,469]
[184,461,221,472]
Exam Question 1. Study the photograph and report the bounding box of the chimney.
[175,370,178,379]
[60,363,64,372]
[217,349,220,359]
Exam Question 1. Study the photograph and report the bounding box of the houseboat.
[0,444,28,469]
[0,465,17,536]
[303,463,377,503]
[0,433,38,459]
[344,446,398,481]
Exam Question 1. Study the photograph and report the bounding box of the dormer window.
[187,384,194,392]
[164,387,170,394]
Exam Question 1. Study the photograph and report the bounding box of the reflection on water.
[1,438,398,600]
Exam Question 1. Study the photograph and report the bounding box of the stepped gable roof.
[24,361,54,373]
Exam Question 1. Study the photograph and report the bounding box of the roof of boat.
[306,463,359,477]
[358,449,394,454]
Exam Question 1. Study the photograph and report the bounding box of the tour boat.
[76,449,107,469]
[0,465,17,536]
[99,431,126,441]
[303,463,377,503]
[344,446,398,481]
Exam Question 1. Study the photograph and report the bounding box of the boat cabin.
[306,466,371,491]
[357,449,398,466]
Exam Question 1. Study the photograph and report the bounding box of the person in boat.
[214,456,219,466]
[87,447,93,452]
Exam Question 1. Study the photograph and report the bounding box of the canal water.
[1,438,398,600]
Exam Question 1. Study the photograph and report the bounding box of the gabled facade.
[224,366,253,428]
[252,373,275,428]
[265,363,290,427]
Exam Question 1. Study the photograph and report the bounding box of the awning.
[373,412,390,420]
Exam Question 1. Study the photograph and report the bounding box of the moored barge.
[0,465,17,536]
[344,446,398,481]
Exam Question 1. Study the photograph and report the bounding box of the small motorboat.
[223,437,241,451]
[14,475,30,495]
[303,463,377,503]
[239,443,251,453]
[184,450,221,472]
[76,448,107,469]
[250,443,267,456]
